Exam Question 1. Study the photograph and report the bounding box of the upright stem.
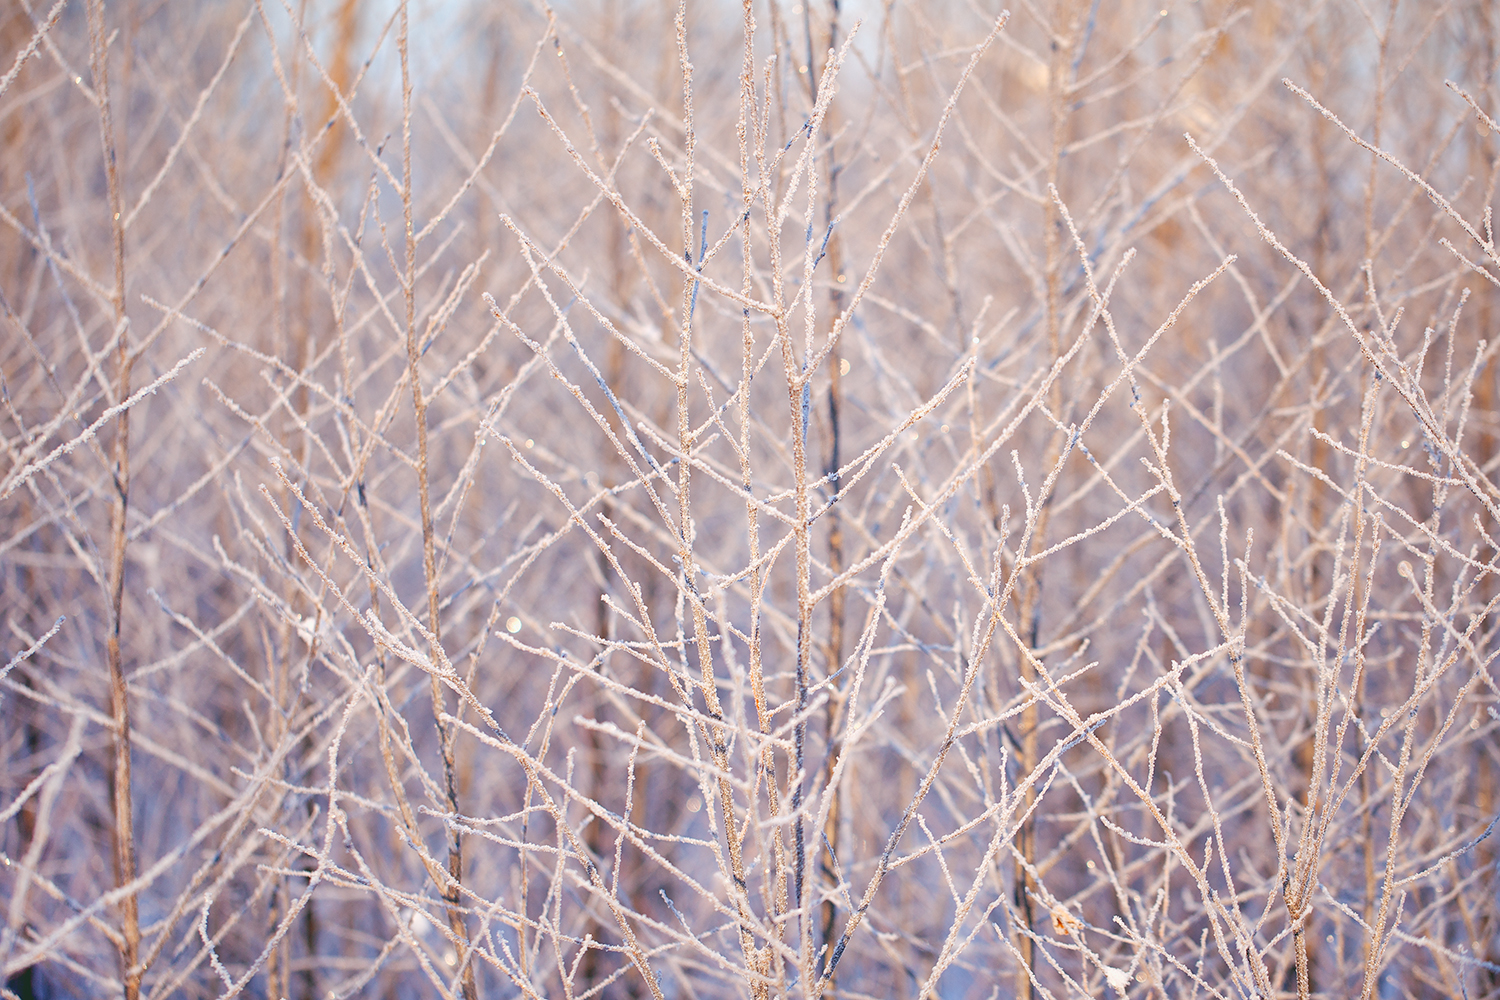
[813,7,848,990]
[675,8,766,994]
[88,2,140,995]
[399,7,476,997]
[1014,7,1076,995]
[738,8,787,990]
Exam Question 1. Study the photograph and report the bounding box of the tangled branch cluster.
[2,2,1499,998]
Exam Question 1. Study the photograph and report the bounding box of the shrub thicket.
[3,2,1499,998]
